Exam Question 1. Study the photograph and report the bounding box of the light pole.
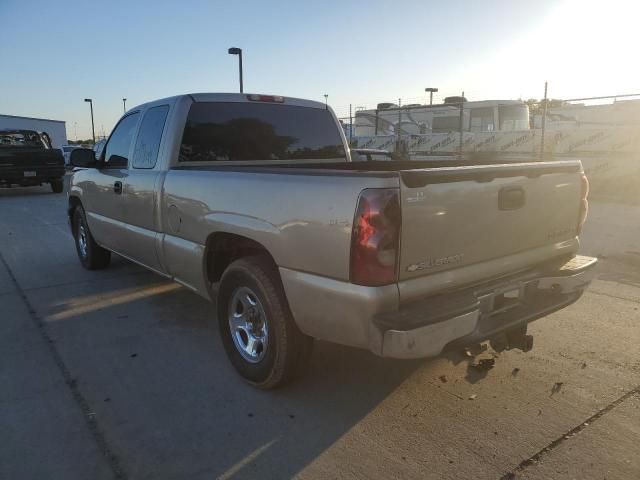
[84,98,95,144]
[122,98,127,113]
[425,87,438,106]
[228,47,243,93]
[324,94,328,107]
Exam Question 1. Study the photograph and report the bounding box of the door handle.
[113,181,123,194]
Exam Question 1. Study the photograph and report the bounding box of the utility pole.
[84,98,95,144]
[396,98,403,156]
[349,104,353,143]
[227,48,243,93]
[458,91,464,156]
[425,87,438,105]
[540,81,548,160]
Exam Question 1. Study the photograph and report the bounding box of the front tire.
[72,206,111,270]
[217,256,313,389]
[51,178,64,193]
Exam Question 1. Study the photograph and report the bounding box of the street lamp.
[84,98,95,144]
[122,98,127,114]
[425,87,438,106]
[227,47,243,93]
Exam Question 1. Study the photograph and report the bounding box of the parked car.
[92,139,106,160]
[60,144,81,166]
[0,129,65,192]
[67,93,597,388]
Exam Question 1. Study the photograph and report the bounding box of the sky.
[1,0,638,140]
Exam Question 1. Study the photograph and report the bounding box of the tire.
[217,256,313,389]
[51,178,64,193]
[72,206,111,270]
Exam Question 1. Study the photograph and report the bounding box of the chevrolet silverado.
[67,93,596,388]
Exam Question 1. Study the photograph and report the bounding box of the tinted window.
[132,105,169,169]
[179,102,345,162]
[104,113,139,165]
[0,130,44,148]
[432,116,461,133]
[499,105,530,131]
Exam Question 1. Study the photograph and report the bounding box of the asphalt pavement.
[1,183,638,480]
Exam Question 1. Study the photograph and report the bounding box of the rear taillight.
[350,188,401,286]
[577,173,589,234]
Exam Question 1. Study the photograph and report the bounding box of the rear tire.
[72,206,111,270]
[51,178,64,193]
[217,256,313,389]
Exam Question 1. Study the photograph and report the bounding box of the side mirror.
[70,148,98,168]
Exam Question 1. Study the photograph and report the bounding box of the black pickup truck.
[0,129,65,193]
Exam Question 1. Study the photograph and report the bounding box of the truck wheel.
[217,256,313,389]
[72,206,111,270]
[51,178,64,193]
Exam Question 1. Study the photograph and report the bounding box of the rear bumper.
[280,255,597,359]
[0,166,65,186]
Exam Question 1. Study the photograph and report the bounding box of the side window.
[469,107,495,133]
[103,113,139,167]
[132,105,169,169]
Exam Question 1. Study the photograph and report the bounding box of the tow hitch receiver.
[490,325,534,353]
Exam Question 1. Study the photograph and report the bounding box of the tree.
[525,98,567,115]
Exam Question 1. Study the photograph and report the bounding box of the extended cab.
[1,129,65,192]
[68,93,596,388]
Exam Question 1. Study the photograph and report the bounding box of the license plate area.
[24,171,36,177]
[479,285,525,315]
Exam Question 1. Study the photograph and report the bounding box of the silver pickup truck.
[68,93,596,388]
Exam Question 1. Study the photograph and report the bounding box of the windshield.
[179,102,346,162]
[499,105,530,131]
[0,130,45,148]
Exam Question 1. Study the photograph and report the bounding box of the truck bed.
[165,158,584,301]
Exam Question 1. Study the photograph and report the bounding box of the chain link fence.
[335,89,640,159]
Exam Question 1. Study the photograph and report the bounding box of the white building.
[0,114,67,147]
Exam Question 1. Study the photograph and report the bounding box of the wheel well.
[68,196,82,224]
[205,233,276,284]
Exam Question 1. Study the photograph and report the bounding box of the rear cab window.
[133,105,169,169]
[179,102,345,163]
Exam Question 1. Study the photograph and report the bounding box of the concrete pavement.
[0,185,638,479]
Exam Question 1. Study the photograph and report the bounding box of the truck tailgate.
[398,161,583,283]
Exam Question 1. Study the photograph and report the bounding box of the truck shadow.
[35,272,433,479]
[0,185,58,197]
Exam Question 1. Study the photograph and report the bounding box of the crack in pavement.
[499,385,640,479]
[0,250,128,480]
[587,289,640,305]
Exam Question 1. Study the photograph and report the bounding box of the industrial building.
[0,114,67,147]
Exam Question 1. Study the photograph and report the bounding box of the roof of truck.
[129,93,326,113]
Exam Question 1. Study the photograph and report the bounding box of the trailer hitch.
[490,325,534,353]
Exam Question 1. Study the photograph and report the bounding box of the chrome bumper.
[377,255,597,359]
[280,255,597,360]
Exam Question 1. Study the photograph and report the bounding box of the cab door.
[118,105,170,273]
[82,112,140,253]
